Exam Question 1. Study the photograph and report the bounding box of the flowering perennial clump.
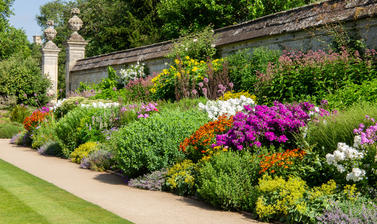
[80,102,120,108]
[326,141,365,181]
[121,102,158,119]
[179,115,233,161]
[354,115,377,145]
[118,62,146,86]
[215,102,329,150]
[217,90,256,102]
[198,95,255,120]
[23,109,50,131]
[259,148,306,174]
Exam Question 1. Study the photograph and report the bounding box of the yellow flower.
[185,56,190,60]
[175,59,181,65]
[192,66,199,72]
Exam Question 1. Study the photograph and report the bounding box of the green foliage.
[9,105,32,123]
[256,50,377,104]
[0,26,31,60]
[80,148,114,171]
[111,108,208,177]
[168,26,216,61]
[326,79,377,110]
[157,0,311,40]
[70,142,99,164]
[196,151,259,211]
[306,103,377,157]
[165,160,196,196]
[150,57,224,100]
[226,47,281,92]
[55,106,120,157]
[0,54,51,106]
[31,116,58,149]
[38,140,63,156]
[37,0,162,57]
[54,97,86,119]
[0,118,23,138]
[158,97,207,113]
[255,175,340,223]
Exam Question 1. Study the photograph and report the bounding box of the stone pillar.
[66,8,87,94]
[42,20,61,101]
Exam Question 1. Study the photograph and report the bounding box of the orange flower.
[179,115,233,153]
[23,110,50,131]
[258,148,306,174]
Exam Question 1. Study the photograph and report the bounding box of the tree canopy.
[0,0,31,60]
[37,0,316,57]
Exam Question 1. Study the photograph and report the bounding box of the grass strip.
[0,159,132,224]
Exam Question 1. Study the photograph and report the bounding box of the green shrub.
[255,175,341,223]
[55,106,120,157]
[80,148,115,171]
[158,97,207,112]
[31,117,58,149]
[54,97,86,119]
[306,103,377,157]
[9,104,32,123]
[37,140,63,157]
[326,79,377,110]
[111,109,208,177]
[0,118,23,138]
[70,142,99,164]
[226,47,281,92]
[0,54,50,106]
[165,160,197,196]
[167,26,216,61]
[256,50,377,104]
[196,151,259,211]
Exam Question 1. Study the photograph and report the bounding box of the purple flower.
[213,101,329,150]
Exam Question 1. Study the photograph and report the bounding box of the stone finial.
[44,20,57,41]
[71,8,80,15]
[68,8,83,32]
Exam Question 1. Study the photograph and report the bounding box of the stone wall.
[69,0,377,91]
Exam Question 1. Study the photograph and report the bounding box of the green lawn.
[0,159,132,224]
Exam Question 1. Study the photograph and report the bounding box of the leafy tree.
[157,0,315,39]
[0,0,31,60]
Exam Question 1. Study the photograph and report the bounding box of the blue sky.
[9,0,55,42]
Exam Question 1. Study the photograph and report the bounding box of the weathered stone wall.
[69,0,377,91]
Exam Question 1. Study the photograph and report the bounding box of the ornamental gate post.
[41,20,60,101]
[65,8,87,94]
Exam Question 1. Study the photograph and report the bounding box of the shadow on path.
[94,173,128,185]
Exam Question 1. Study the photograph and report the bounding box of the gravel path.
[0,139,263,224]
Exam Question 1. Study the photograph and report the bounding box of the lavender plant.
[128,169,167,191]
[80,148,114,171]
[317,200,377,224]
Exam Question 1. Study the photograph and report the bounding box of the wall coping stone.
[71,0,377,72]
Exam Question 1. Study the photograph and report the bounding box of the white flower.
[334,150,346,161]
[336,164,346,173]
[353,135,362,149]
[198,96,255,120]
[326,154,335,165]
[346,168,366,182]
